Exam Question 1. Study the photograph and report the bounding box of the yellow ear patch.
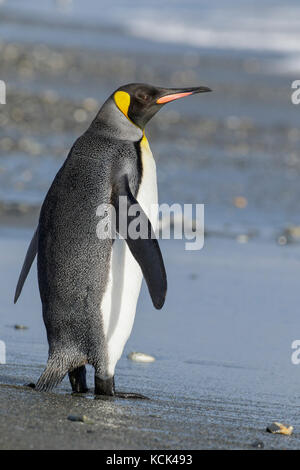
[114,91,131,117]
[141,130,150,150]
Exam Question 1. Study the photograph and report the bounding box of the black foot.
[94,376,115,396]
[94,375,148,400]
[24,382,36,389]
[115,392,149,400]
[69,366,88,393]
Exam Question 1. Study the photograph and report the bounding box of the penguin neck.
[91,97,143,142]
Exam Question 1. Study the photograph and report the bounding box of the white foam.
[127,14,300,54]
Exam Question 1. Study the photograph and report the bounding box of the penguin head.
[113,83,211,130]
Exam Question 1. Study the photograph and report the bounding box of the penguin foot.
[94,376,115,396]
[69,365,88,393]
[24,382,36,389]
[94,376,149,400]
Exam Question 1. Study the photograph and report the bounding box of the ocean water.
[1,0,300,70]
[0,0,299,237]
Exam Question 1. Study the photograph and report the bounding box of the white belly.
[101,138,158,377]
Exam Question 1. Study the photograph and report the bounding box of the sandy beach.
[1,230,300,449]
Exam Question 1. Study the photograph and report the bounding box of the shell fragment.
[127,352,156,363]
[266,422,293,436]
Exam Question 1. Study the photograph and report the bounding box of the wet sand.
[1,229,300,449]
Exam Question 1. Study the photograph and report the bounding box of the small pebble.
[277,235,287,246]
[280,226,300,245]
[73,109,88,123]
[251,440,264,449]
[236,234,249,244]
[14,324,28,330]
[83,97,98,111]
[127,352,156,363]
[233,196,248,209]
[286,225,300,241]
[67,415,94,424]
[266,422,293,435]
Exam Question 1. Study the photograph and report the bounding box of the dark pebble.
[251,440,264,449]
[67,415,94,424]
[14,324,28,330]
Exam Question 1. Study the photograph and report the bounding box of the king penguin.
[14,83,211,396]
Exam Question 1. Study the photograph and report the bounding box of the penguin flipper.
[14,228,38,304]
[114,174,167,310]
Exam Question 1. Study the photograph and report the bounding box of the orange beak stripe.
[156,92,193,104]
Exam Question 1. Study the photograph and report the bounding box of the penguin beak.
[156,86,212,104]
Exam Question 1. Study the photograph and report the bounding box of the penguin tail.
[35,353,85,392]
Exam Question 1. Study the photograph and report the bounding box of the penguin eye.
[136,93,150,103]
